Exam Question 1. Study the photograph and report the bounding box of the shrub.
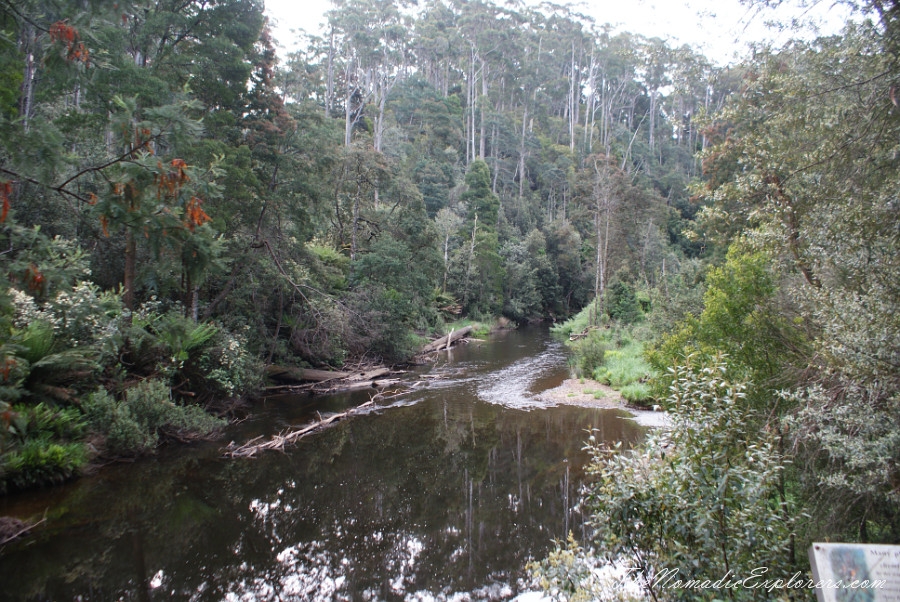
[532,360,798,601]
[84,380,225,456]
[572,331,606,377]
[198,329,263,399]
[606,280,642,324]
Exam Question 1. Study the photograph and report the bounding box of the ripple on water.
[477,345,566,410]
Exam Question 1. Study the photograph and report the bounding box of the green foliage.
[84,380,225,456]
[784,382,900,543]
[571,332,606,378]
[1,438,88,493]
[646,258,706,337]
[198,329,263,400]
[605,281,642,324]
[15,403,86,441]
[83,389,156,456]
[152,312,218,367]
[347,287,423,364]
[646,245,803,408]
[462,160,499,229]
[550,298,603,339]
[534,360,797,601]
[593,344,652,390]
[618,382,652,404]
[306,243,350,292]
[527,534,643,602]
[0,403,89,493]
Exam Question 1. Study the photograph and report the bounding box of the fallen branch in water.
[223,400,375,458]
[419,325,474,354]
[0,515,46,546]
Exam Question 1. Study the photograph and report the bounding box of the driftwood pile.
[228,326,477,458]
[569,327,598,341]
[265,326,473,395]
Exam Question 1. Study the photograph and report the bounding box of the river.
[0,326,645,601]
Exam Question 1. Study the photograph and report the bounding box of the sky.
[262,0,854,65]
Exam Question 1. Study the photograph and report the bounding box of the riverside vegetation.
[0,1,897,600]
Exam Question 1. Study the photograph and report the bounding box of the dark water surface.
[0,326,644,601]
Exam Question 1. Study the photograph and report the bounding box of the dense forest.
[0,0,898,595]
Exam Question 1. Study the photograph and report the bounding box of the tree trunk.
[351,182,360,261]
[420,325,474,354]
[518,106,527,202]
[18,24,36,132]
[462,215,477,309]
[479,60,487,160]
[442,231,451,293]
[344,60,354,146]
[124,226,136,319]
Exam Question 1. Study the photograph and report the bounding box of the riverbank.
[536,378,670,428]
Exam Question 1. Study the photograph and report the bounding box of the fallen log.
[266,365,352,383]
[420,325,474,354]
[224,400,375,458]
[325,378,401,393]
[569,327,598,341]
[347,367,391,381]
[264,370,401,396]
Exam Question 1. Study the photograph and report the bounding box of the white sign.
[809,543,900,602]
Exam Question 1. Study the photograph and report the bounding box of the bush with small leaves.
[533,359,798,601]
[84,380,225,456]
[572,331,606,377]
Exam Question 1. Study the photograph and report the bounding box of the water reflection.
[0,327,644,600]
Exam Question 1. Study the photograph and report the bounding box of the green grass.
[556,312,657,402]
[444,318,491,338]
[550,299,604,338]
[620,382,653,404]
[592,342,651,388]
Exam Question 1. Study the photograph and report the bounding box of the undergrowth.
[554,304,657,406]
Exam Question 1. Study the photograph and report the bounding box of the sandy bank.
[536,378,670,428]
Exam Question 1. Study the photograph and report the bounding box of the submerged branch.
[223,400,375,458]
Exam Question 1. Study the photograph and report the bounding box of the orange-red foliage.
[25,264,44,294]
[156,159,191,200]
[184,197,211,231]
[49,21,90,64]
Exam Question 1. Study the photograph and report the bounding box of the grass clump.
[444,318,491,338]
[620,382,652,405]
[593,343,651,388]
[554,301,657,402]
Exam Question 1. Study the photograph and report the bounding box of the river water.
[0,326,645,601]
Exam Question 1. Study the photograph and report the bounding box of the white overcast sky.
[262,0,854,65]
